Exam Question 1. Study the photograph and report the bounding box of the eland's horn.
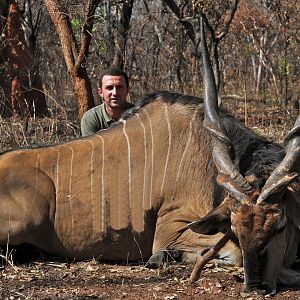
[257,115,300,204]
[201,18,252,202]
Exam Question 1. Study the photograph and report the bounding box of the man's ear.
[98,87,103,98]
[188,197,237,235]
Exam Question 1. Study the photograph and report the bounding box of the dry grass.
[0,113,80,152]
[222,98,299,143]
[0,100,298,154]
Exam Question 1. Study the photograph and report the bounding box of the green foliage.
[70,18,80,30]
[279,57,291,76]
[98,43,108,55]
[70,18,81,39]
[242,43,253,57]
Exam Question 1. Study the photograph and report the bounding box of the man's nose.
[112,87,117,95]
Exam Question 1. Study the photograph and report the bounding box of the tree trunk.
[112,0,134,69]
[44,0,98,119]
[0,0,10,116]
[0,0,47,118]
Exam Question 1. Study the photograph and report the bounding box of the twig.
[0,253,18,272]
[190,229,234,283]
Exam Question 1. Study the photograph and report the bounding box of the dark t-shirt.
[81,102,134,136]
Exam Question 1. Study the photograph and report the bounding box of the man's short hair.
[99,68,129,88]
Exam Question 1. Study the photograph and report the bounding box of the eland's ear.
[188,197,238,235]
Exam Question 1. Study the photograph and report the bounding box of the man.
[81,68,134,136]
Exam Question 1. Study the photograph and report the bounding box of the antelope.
[188,19,300,294]
[0,92,241,265]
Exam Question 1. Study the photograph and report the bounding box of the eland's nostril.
[243,286,267,295]
[243,282,271,295]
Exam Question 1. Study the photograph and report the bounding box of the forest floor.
[1,256,300,300]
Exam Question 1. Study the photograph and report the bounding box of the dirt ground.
[1,257,300,300]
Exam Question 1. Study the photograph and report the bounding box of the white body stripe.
[160,104,171,195]
[65,145,74,243]
[49,146,60,194]
[95,135,106,233]
[136,113,147,209]
[49,146,62,242]
[86,139,95,239]
[142,108,154,207]
[122,120,132,209]
[171,109,198,199]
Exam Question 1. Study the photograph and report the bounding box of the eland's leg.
[147,216,242,268]
[0,168,62,257]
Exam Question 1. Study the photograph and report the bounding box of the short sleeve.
[81,109,100,136]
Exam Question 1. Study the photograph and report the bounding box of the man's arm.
[81,109,101,136]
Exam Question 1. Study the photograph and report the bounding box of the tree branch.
[74,0,100,73]
[190,229,234,283]
[162,0,196,45]
[216,0,239,41]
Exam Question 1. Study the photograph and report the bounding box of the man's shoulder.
[82,104,104,119]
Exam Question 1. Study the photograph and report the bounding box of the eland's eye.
[259,245,267,256]
[276,224,286,234]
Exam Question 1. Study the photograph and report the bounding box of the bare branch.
[162,0,196,45]
[74,0,100,73]
[216,0,239,40]
[190,229,233,283]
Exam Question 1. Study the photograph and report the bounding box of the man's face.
[98,75,129,109]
